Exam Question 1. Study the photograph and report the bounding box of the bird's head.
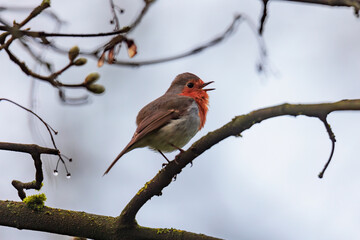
[166,72,215,98]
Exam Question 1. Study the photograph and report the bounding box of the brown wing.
[103,94,194,175]
[103,109,181,175]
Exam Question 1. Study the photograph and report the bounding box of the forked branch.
[0,98,68,199]
[0,142,59,199]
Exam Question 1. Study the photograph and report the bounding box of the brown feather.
[104,97,193,175]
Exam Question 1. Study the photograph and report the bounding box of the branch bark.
[0,201,221,240]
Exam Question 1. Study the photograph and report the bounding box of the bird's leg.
[158,150,171,168]
[169,143,185,153]
[169,143,187,165]
[169,143,195,167]
[158,150,170,162]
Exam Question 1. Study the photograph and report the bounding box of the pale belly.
[141,102,200,152]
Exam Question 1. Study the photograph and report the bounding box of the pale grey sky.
[1,0,360,239]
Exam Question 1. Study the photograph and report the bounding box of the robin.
[104,72,214,175]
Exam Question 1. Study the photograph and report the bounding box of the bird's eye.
[187,82,194,88]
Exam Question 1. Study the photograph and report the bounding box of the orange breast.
[180,90,209,130]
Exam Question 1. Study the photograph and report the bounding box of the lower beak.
[202,81,215,91]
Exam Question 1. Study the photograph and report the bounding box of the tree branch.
[111,14,243,66]
[17,0,50,28]
[273,0,360,15]
[119,99,360,225]
[127,0,156,33]
[0,201,221,240]
[259,0,269,35]
[0,142,59,199]
[0,25,131,38]
[3,100,360,238]
[0,98,71,198]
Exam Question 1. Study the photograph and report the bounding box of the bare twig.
[111,14,243,66]
[119,99,360,225]
[0,98,58,138]
[0,98,73,197]
[0,142,59,199]
[0,25,131,38]
[0,6,65,26]
[109,0,121,30]
[18,39,53,71]
[318,116,336,178]
[4,47,87,88]
[273,0,360,16]
[17,0,50,28]
[259,0,269,35]
[40,14,244,68]
[127,0,156,33]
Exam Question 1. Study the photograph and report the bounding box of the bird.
[103,72,214,175]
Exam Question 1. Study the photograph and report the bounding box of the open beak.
[201,81,215,92]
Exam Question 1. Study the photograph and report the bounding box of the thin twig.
[0,25,130,38]
[18,39,53,71]
[127,0,156,33]
[0,99,71,198]
[112,14,243,66]
[17,1,50,28]
[273,0,360,16]
[0,98,66,168]
[4,47,86,88]
[0,98,58,137]
[40,14,244,68]
[0,142,59,199]
[0,6,65,25]
[109,0,121,30]
[318,116,337,178]
[259,0,269,35]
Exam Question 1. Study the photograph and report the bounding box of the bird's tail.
[103,141,134,176]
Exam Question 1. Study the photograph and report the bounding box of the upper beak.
[201,81,215,92]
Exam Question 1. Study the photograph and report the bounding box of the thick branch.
[0,201,220,240]
[120,99,360,224]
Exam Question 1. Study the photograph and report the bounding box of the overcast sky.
[1,0,360,239]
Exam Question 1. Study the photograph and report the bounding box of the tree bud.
[74,58,87,66]
[84,72,100,85]
[86,84,105,94]
[68,46,80,61]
